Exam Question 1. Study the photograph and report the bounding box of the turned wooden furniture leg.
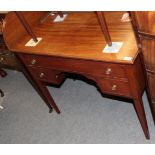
[96,11,112,46]
[133,97,150,139]
[34,80,60,114]
[15,11,38,42]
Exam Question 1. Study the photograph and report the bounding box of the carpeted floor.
[0,69,155,143]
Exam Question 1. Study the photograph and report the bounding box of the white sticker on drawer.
[103,42,123,53]
[25,37,42,47]
[123,56,133,61]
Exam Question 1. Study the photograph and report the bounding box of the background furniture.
[0,68,7,97]
[130,12,155,124]
[0,13,8,97]
[0,12,21,71]
[2,11,150,139]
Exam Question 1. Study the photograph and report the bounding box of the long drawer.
[0,53,21,69]
[19,54,127,79]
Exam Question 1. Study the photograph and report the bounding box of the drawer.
[0,54,21,69]
[141,38,155,71]
[19,54,127,79]
[98,78,132,98]
[28,67,66,85]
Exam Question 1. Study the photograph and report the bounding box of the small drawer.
[0,54,20,69]
[99,65,126,79]
[19,54,127,79]
[98,78,131,98]
[28,67,66,85]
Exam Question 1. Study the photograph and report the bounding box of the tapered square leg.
[134,97,150,139]
[34,80,60,114]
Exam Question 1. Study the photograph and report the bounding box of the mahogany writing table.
[3,11,150,139]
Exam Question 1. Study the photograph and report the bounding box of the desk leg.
[34,80,60,114]
[133,97,150,139]
[15,54,60,114]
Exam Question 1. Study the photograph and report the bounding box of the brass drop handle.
[105,68,112,75]
[0,57,4,62]
[112,85,117,91]
[31,59,36,65]
[40,72,45,78]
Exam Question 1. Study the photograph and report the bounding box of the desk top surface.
[3,12,138,64]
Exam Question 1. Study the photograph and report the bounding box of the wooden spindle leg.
[96,11,112,46]
[34,80,61,114]
[15,11,38,43]
[133,97,150,139]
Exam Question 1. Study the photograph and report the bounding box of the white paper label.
[123,56,133,61]
[25,37,42,47]
[103,42,123,53]
[53,14,68,22]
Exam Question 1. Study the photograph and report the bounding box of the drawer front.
[19,54,127,79]
[98,78,131,98]
[141,38,155,71]
[147,73,155,103]
[0,54,20,69]
[28,67,66,85]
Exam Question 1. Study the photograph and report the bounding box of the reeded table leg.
[96,11,112,46]
[133,97,150,139]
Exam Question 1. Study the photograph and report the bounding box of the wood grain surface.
[3,12,138,64]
